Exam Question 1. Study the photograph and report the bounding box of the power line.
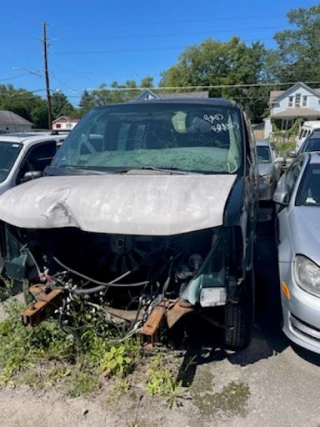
[50,74,78,94]
[51,26,288,41]
[0,73,35,82]
[52,70,160,77]
[53,39,275,56]
[50,13,286,27]
[0,12,39,25]
[68,81,320,92]
[45,81,320,97]
[0,89,46,99]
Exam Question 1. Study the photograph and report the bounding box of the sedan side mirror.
[273,188,289,205]
[21,171,42,183]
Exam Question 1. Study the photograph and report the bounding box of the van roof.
[301,121,320,128]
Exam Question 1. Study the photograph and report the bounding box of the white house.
[52,116,80,131]
[0,110,33,133]
[264,82,320,138]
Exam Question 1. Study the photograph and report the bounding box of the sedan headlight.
[261,174,272,184]
[295,255,320,297]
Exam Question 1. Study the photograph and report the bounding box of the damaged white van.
[0,99,259,349]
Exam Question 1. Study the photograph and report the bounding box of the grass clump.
[146,354,188,408]
[0,301,140,396]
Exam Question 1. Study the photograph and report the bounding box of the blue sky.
[0,0,317,106]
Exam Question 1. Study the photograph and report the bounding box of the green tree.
[79,89,95,117]
[0,84,48,128]
[160,37,269,122]
[140,76,154,88]
[78,77,154,115]
[51,92,74,120]
[272,4,320,84]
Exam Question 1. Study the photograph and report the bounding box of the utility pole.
[43,22,52,130]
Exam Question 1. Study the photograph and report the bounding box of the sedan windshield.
[0,141,22,183]
[257,146,271,163]
[296,164,320,206]
[303,137,320,153]
[51,103,244,174]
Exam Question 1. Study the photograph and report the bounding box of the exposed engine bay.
[1,223,237,344]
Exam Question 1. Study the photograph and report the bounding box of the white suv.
[0,132,67,196]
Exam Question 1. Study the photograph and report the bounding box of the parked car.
[0,99,259,349]
[0,133,67,196]
[257,140,285,201]
[274,152,320,354]
[286,129,320,160]
[297,121,320,151]
[296,130,320,156]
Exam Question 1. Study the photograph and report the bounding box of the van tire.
[224,269,255,350]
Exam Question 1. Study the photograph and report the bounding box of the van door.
[243,113,258,269]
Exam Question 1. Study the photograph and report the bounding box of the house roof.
[0,110,32,126]
[271,108,320,118]
[52,116,80,123]
[135,89,209,100]
[269,82,320,104]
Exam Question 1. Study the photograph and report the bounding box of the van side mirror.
[21,171,42,183]
[273,188,289,206]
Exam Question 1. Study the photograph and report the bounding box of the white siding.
[271,84,320,116]
[0,124,32,133]
[52,121,78,131]
[264,118,272,139]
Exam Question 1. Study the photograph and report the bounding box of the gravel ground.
[1,219,320,427]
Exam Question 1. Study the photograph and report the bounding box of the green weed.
[0,276,14,301]
[0,300,140,396]
[146,354,188,408]
[67,368,102,397]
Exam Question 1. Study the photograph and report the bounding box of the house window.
[295,93,301,107]
[302,95,308,107]
[282,120,294,131]
[288,96,294,107]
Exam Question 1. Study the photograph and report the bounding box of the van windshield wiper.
[45,165,109,176]
[112,166,197,175]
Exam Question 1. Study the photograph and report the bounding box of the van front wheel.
[224,269,255,350]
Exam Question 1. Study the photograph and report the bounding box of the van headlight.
[295,255,320,297]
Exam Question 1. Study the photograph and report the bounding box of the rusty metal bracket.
[21,284,63,328]
[139,305,166,349]
[139,300,193,348]
[166,301,193,329]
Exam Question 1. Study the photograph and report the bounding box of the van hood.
[0,174,236,236]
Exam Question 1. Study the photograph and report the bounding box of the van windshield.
[257,146,272,163]
[52,103,244,174]
[304,137,320,153]
[0,141,22,183]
